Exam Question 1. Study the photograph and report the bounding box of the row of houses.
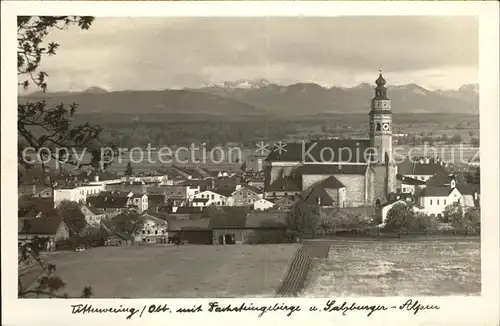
[18,203,289,250]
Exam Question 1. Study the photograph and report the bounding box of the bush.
[451,207,480,235]
[384,203,414,235]
[246,229,290,244]
[410,213,440,233]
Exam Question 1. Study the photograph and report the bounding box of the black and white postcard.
[1,1,499,326]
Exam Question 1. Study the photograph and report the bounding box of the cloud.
[35,16,478,92]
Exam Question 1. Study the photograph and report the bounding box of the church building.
[263,71,397,208]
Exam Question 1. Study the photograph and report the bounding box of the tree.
[17,16,99,299]
[384,203,414,237]
[18,16,115,183]
[410,213,439,234]
[125,161,133,177]
[286,200,320,239]
[443,202,463,223]
[57,200,87,235]
[109,213,145,237]
[450,207,480,236]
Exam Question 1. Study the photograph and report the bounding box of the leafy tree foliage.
[17,16,98,299]
[286,200,320,238]
[443,202,463,223]
[56,200,87,235]
[450,207,480,235]
[384,203,414,236]
[18,16,114,180]
[109,213,145,237]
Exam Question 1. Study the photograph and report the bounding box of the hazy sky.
[34,16,478,92]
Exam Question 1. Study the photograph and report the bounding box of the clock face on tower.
[382,123,390,131]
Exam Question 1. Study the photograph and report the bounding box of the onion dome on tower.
[373,69,389,100]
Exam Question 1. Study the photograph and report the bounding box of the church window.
[376,123,381,131]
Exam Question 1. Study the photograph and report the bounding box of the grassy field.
[301,239,481,297]
[21,244,300,298]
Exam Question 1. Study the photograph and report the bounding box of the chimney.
[419,158,424,164]
[425,158,430,164]
[95,176,99,182]
[235,184,242,191]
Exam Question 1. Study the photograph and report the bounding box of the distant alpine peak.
[212,78,271,89]
[83,86,108,94]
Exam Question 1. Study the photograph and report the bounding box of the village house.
[155,167,188,185]
[130,193,149,213]
[273,195,300,211]
[31,187,53,199]
[87,191,147,216]
[179,179,214,192]
[253,198,275,211]
[396,174,427,194]
[77,170,122,186]
[18,216,70,251]
[159,185,200,201]
[192,189,231,207]
[167,218,212,245]
[80,204,107,227]
[230,184,264,207]
[247,177,265,189]
[397,157,448,182]
[136,213,169,244]
[416,184,463,217]
[53,183,105,207]
[212,210,288,245]
[264,178,302,199]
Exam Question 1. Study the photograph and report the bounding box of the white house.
[230,184,263,207]
[417,184,463,217]
[191,190,230,207]
[130,193,149,214]
[253,198,275,211]
[53,184,105,207]
[135,213,169,244]
[80,205,107,227]
[397,158,448,182]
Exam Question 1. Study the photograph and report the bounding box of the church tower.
[368,69,396,204]
[369,69,393,163]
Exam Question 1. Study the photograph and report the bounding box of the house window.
[272,192,276,196]
[430,199,433,205]
[142,230,145,234]
[437,200,439,205]
[147,230,150,234]
[444,200,447,206]
[155,230,158,235]
[211,195,215,199]
[284,192,288,196]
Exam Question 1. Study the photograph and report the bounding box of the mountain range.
[20,80,479,116]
